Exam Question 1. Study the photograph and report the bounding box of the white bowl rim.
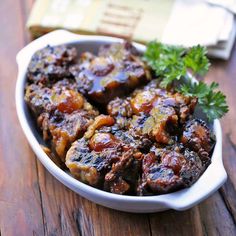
[15,30,227,211]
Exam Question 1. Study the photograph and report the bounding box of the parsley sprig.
[143,41,228,121]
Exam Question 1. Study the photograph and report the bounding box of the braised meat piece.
[98,125,153,153]
[27,45,77,85]
[129,80,197,122]
[181,119,215,165]
[70,42,151,104]
[107,97,133,119]
[107,97,133,129]
[25,79,78,117]
[25,83,53,117]
[66,137,111,186]
[131,92,197,145]
[137,144,203,195]
[25,79,98,160]
[129,108,177,145]
[66,115,142,194]
[107,80,197,145]
[41,108,98,160]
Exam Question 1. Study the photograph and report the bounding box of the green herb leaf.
[199,90,229,120]
[179,81,213,98]
[144,41,229,120]
[144,42,210,87]
[143,41,162,67]
[144,42,186,88]
[184,45,210,76]
[179,81,228,120]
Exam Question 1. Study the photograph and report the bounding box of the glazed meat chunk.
[181,119,215,165]
[107,80,197,145]
[27,45,77,85]
[25,79,78,117]
[107,97,133,129]
[129,105,178,145]
[42,108,98,161]
[66,115,142,194]
[70,42,151,104]
[129,80,197,122]
[25,79,98,161]
[138,144,203,195]
[25,79,84,120]
[25,83,53,117]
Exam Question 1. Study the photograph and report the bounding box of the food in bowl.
[70,42,151,104]
[25,78,99,160]
[24,41,218,196]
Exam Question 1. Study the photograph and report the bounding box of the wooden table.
[0,1,236,235]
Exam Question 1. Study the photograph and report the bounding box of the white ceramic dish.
[15,30,227,213]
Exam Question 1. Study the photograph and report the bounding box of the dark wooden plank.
[35,161,82,235]
[198,192,236,236]
[149,193,236,236]
[219,134,236,225]
[0,0,44,235]
[90,205,150,236]
[205,42,236,225]
[149,207,203,236]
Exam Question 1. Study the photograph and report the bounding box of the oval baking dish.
[15,30,227,213]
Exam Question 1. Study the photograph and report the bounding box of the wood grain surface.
[0,1,235,235]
